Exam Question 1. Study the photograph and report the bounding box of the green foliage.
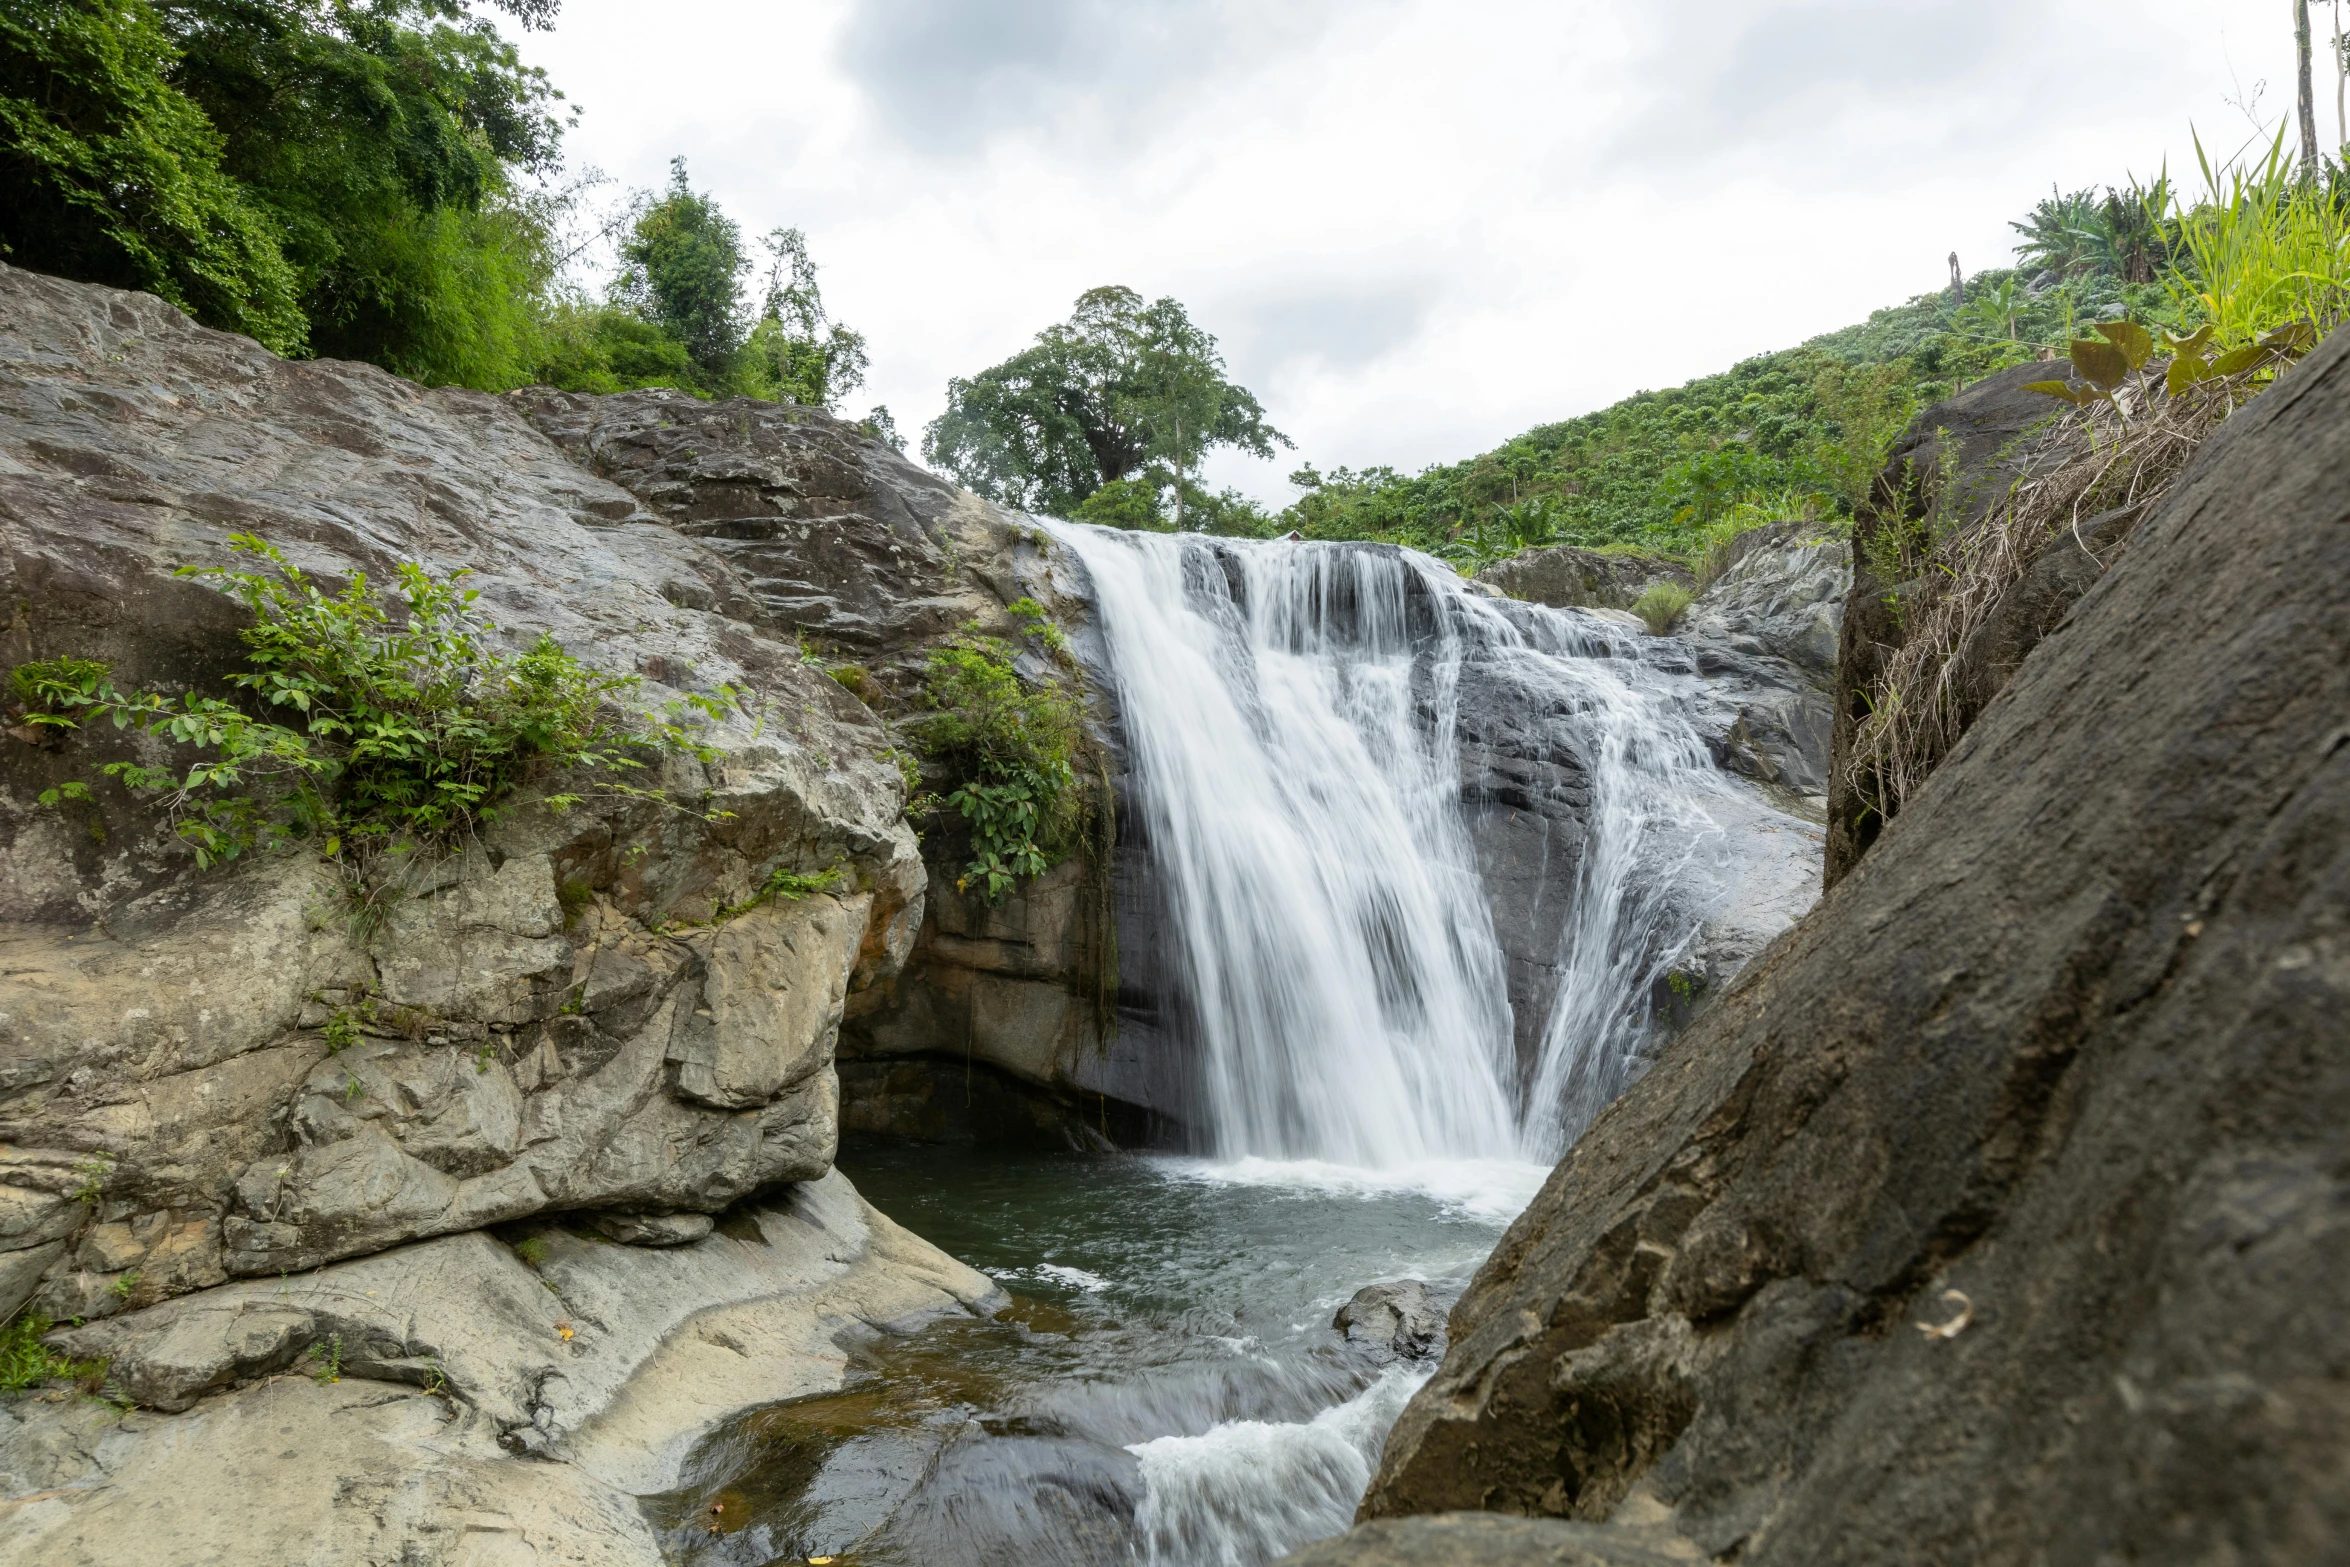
[2168,126,2350,348]
[614,157,745,375]
[70,1150,113,1203]
[735,226,868,409]
[1632,581,1693,634]
[14,532,732,869]
[0,0,306,353]
[531,299,699,393]
[1,1313,105,1394]
[1004,597,1066,651]
[1072,475,1171,531]
[512,1236,548,1267]
[715,863,844,921]
[924,285,1290,518]
[911,626,1085,904]
[309,1332,343,1384]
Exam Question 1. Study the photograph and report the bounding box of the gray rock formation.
[1477,547,1690,611]
[1335,1280,1445,1360]
[0,264,1006,1563]
[3,1173,999,1565]
[1295,326,2350,1563]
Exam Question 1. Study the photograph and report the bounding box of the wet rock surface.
[1298,329,2350,1562]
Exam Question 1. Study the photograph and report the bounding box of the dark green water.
[650,1139,1544,1567]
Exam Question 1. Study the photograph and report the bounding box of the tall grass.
[2169,128,2350,346]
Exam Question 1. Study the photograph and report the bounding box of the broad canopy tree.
[923,285,1288,524]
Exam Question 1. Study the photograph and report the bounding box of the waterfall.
[1046,524,1793,1165]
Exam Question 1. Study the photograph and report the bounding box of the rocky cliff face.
[1292,328,2350,1563]
[0,263,1006,1563]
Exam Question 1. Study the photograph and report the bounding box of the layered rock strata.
[0,263,1002,1562]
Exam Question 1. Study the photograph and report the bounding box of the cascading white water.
[1047,526,1518,1165]
[750,528,1823,1567]
[1046,522,1794,1165]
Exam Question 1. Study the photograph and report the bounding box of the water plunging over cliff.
[1048,524,1792,1165]
[690,529,1822,1567]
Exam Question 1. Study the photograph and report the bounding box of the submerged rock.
[1297,327,2350,1562]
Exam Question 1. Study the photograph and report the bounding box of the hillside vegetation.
[1277,147,2350,567]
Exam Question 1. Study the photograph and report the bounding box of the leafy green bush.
[13,532,729,868]
[1632,581,1694,634]
[0,0,306,354]
[911,626,1085,904]
[1,1313,102,1394]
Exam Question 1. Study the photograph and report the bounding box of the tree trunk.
[2298,0,2322,174]
[2335,1,2346,154]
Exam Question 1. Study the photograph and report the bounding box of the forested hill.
[1280,241,2182,564]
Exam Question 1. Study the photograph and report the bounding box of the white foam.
[1126,1363,1432,1567]
[1149,1154,1549,1227]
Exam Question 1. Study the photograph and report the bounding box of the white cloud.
[515,0,2305,504]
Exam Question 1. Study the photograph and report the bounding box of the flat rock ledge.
[0,1169,1000,1566]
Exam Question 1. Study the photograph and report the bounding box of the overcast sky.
[515,0,2313,503]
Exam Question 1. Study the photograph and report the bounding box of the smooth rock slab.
[4,1171,1000,1566]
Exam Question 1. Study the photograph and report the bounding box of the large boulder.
[1477,547,1690,611]
[0,263,1007,1567]
[1306,330,2350,1561]
[0,262,938,1312]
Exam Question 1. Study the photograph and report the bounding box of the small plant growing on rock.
[1632,581,1694,634]
[309,1335,343,1385]
[1005,597,1067,652]
[512,1237,550,1268]
[11,532,740,872]
[910,623,1086,905]
[69,1152,113,1205]
[0,1313,105,1394]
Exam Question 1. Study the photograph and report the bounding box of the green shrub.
[911,625,1085,904]
[12,532,733,869]
[714,863,843,922]
[1,1313,103,1394]
[0,0,306,354]
[1632,581,1694,634]
[1003,598,1066,652]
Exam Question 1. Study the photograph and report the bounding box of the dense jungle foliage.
[0,0,889,427]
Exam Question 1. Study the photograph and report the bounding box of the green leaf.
[2021,379,2085,403]
[2165,325,2216,354]
[2210,344,2272,376]
[2165,355,2214,397]
[2068,338,2130,390]
[2095,320,2154,371]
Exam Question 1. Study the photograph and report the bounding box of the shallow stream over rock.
[653,1140,1545,1567]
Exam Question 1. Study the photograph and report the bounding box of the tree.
[924,285,1290,520]
[162,0,570,383]
[613,157,745,376]
[2,0,574,384]
[738,226,868,410]
[0,0,306,352]
[2298,0,2321,175]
